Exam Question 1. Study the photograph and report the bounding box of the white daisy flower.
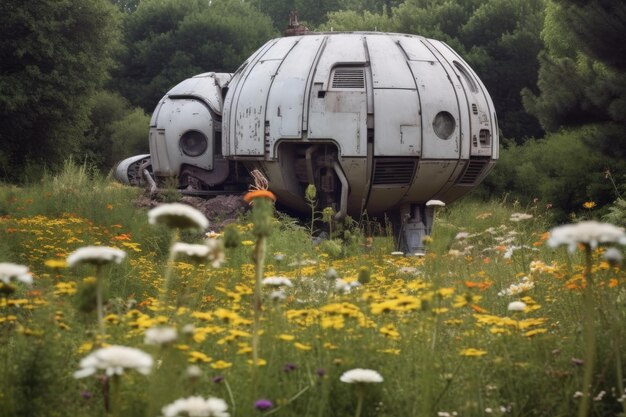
[73,345,153,379]
[161,396,230,417]
[144,326,178,345]
[340,368,383,384]
[0,262,33,285]
[148,203,209,230]
[547,221,626,253]
[66,246,126,267]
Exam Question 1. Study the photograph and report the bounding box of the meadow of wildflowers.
[1,167,625,417]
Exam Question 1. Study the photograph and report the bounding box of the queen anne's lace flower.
[66,246,126,267]
[507,301,527,311]
[161,396,230,417]
[73,345,153,379]
[262,276,293,287]
[171,243,210,260]
[148,203,209,230]
[0,262,33,285]
[340,368,383,383]
[547,221,626,253]
[144,326,178,345]
[426,199,446,207]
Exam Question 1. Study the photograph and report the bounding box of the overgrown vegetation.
[1,165,626,416]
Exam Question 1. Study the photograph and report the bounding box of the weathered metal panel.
[396,36,436,61]
[223,39,277,156]
[367,35,416,89]
[373,89,421,156]
[232,60,282,156]
[408,61,460,160]
[311,34,367,88]
[151,99,214,174]
[267,36,324,153]
[430,39,498,159]
[307,90,367,157]
[402,160,457,202]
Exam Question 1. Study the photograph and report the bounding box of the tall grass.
[1,170,625,417]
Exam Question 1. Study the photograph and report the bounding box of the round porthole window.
[433,111,455,139]
[180,130,208,157]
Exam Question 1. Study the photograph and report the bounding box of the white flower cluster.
[548,221,626,252]
[66,246,126,267]
[262,276,293,287]
[340,368,383,384]
[510,212,533,222]
[503,245,538,259]
[161,396,230,417]
[148,203,209,230]
[335,279,362,293]
[144,326,178,345]
[73,345,153,378]
[497,276,535,296]
[0,262,33,285]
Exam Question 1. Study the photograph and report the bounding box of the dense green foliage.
[112,0,277,111]
[0,0,121,180]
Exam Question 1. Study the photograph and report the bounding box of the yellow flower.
[278,334,295,341]
[583,201,596,209]
[44,259,67,269]
[323,342,338,350]
[294,342,312,351]
[242,240,255,246]
[247,358,267,366]
[459,348,487,357]
[211,360,233,369]
[524,328,548,337]
[188,351,212,363]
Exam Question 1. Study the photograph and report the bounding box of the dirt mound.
[134,193,248,230]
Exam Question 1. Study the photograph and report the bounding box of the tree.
[0,0,121,180]
[112,0,277,111]
[522,0,626,172]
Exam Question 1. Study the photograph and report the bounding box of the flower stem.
[160,230,180,310]
[354,386,365,417]
[109,374,121,417]
[578,246,595,417]
[95,264,105,340]
[252,235,267,366]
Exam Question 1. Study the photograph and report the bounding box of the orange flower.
[243,190,276,203]
[464,280,492,291]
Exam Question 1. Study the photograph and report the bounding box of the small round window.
[180,130,208,157]
[433,111,456,139]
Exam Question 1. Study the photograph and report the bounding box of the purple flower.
[316,368,326,377]
[212,375,225,383]
[283,363,297,373]
[80,390,93,400]
[254,399,273,410]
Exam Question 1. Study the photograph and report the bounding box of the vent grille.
[457,158,490,185]
[331,68,366,89]
[472,103,478,115]
[373,159,416,186]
